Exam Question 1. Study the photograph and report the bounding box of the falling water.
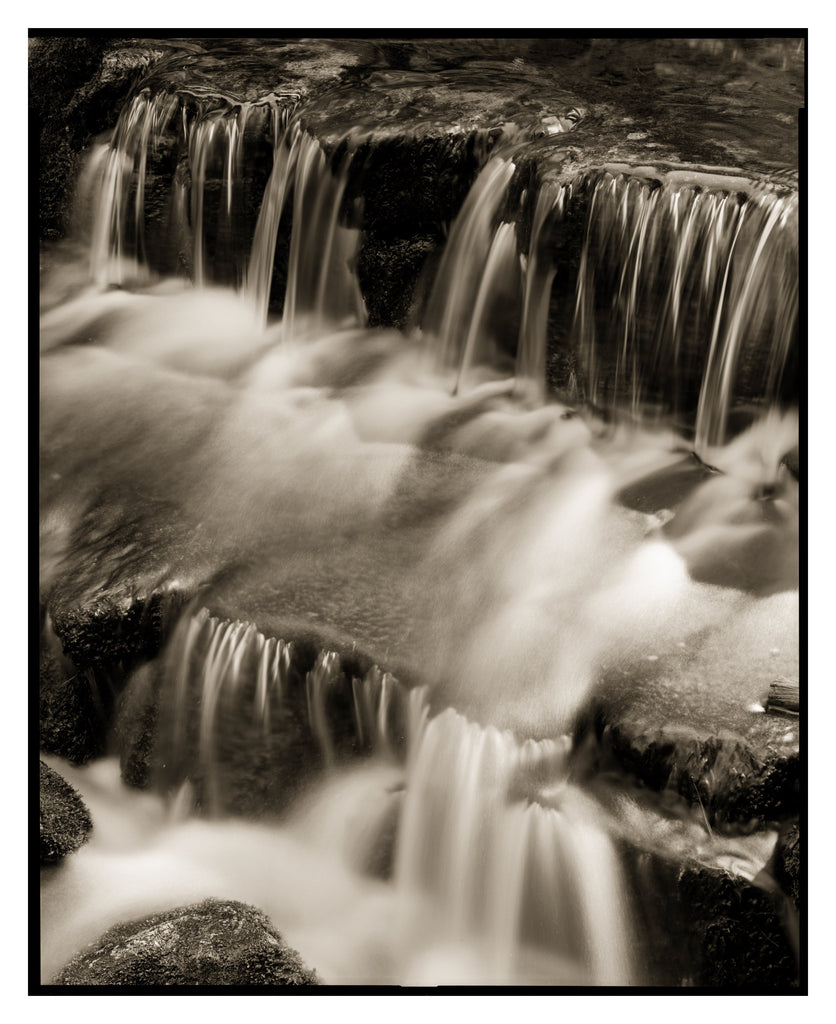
[40,46,799,989]
[84,85,363,331]
[420,157,797,447]
[395,706,633,985]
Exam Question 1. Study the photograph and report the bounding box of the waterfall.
[137,610,638,984]
[41,39,799,989]
[151,609,409,812]
[394,705,634,985]
[573,172,798,448]
[85,86,363,331]
[84,85,797,445]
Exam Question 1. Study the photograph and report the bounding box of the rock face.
[53,899,319,986]
[40,761,92,864]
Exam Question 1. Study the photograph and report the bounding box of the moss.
[39,648,109,764]
[53,899,319,986]
[677,866,798,989]
[40,760,93,864]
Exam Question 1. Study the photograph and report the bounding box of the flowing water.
[39,43,799,987]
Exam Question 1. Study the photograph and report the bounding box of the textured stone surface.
[53,899,319,986]
[40,760,93,863]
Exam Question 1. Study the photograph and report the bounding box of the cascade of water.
[453,220,520,393]
[572,173,798,445]
[514,181,571,403]
[89,90,181,287]
[421,156,517,374]
[393,705,634,984]
[281,130,365,339]
[244,106,298,323]
[305,651,343,768]
[87,89,285,290]
[154,609,409,803]
[694,189,799,450]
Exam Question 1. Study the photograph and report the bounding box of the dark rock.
[53,898,319,986]
[112,662,161,789]
[620,842,798,989]
[356,234,440,328]
[771,821,800,908]
[49,587,182,673]
[676,864,798,989]
[601,719,798,828]
[40,645,110,764]
[40,760,92,864]
[31,37,164,239]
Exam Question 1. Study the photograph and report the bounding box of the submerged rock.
[40,760,92,864]
[53,898,319,986]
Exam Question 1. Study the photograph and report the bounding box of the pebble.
[747,703,765,713]
[646,655,659,662]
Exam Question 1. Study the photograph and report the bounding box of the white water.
[39,76,799,988]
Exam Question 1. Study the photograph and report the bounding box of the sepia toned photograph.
[35,31,803,993]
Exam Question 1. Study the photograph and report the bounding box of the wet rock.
[40,645,109,764]
[771,820,800,908]
[600,718,798,828]
[676,864,798,989]
[40,760,92,864]
[31,37,167,239]
[49,586,184,673]
[53,898,319,986]
[620,842,798,989]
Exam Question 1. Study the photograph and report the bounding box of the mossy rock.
[676,865,798,989]
[39,647,108,764]
[53,899,319,986]
[40,760,92,864]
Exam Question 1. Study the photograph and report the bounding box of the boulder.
[53,899,319,986]
[40,761,92,864]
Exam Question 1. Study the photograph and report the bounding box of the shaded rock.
[53,899,319,986]
[771,821,800,908]
[40,646,109,764]
[49,586,184,673]
[620,842,798,989]
[676,864,798,989]
[600,719,798,828]
[40,760,92,864]
[31,37,165,239]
